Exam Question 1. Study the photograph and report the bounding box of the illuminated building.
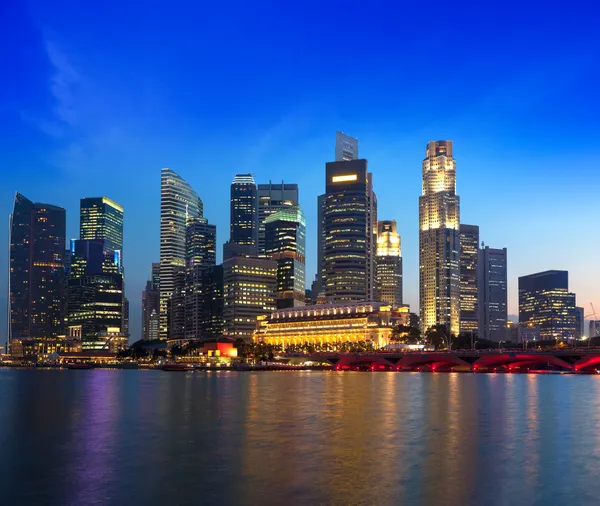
[9,193,66,341]
[254,301,410,348]
[223,256,276,340]
[323,159,377,301]
[167,268,186,341]
[257,181,298,256]
[518,270,578,340]
[80,197,123,256]
[459,224,479,335]
[229,174,258,255]
[142,263,160,340]
[419,141,460,335]
[478,246,507,341]
[264,205,306,308]
[199,265,224,339]
[335,131,359,162]
[589,321,600,339]
[375,220,402,307]
[575,306,584,339]
[159,168,202,339]
[185,217,216,339]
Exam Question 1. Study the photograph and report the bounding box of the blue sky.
[1,0,599,342]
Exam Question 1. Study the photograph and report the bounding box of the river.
[0,369,599,505]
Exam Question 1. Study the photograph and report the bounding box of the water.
[1,370,599,505]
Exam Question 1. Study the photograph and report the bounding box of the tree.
[426,325,452,350]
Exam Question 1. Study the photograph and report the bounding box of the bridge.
[284,349,600,373]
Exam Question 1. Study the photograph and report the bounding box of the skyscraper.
[80,197,123,255]
[142,263,160,341]
[185,217,217,339]
[9,193,66,341]
[375,220,402,307]
[200,265,224,339]
[335,131,359,161]
[459,224,479,336]
[159,168,202,339]
[518,270,578,340]
[419,141,460,335]
[265,205,306,308]
[323,159,377,302]
[478,246,508,341]
[257,181,298,256]
[223,256,276,340]
[229,174,257,254]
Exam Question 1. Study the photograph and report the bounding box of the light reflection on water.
[0,370,599,505]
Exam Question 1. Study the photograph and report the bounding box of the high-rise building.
[257,182,298,257]
[184,217,217,339]
[590,321,600,339]
[223,256,276,340]
[323,159,377,302]
[575,306,584,339]
[375,220,402,307]
[230,174,257,253]
[419,141,460,335]
[265,205,306,308]
[200,265,224,339]
[9,193,66,341]
[459,225,479,336]
[159,168,202,339]
[167,268,186,341]
[142,263,160,341]
[315,193,326,298]
[518,270,578,340]
[80,197,123,255]
[335,131,359,162]
[478,246,507,341]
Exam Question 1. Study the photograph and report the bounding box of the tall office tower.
[590,321,600,339]
[323,159,376,302]
[335,131,359,161]
[223,256,276,340]
[478,246,508,341]
[200,265,224,338]
[257,181,299,256]
[142,263,160,341]
[375,220,402,307]
[159,168,202,339]
[419,141,460,336]
[184,217,216,339]
[67,239,123,343]
[167,268,186,341]
[122,297,130,338]
[9,193,66,341]
[230,174,258,252]
[315,193,326,297]
[459,225,479,336]
[264,205,306,308]
[518,270,578,340]
[80,197,124,255]
[575,306,584,339]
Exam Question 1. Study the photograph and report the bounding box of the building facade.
[459,225,479,336]
[590,321,600,339]
[223,256,276,340]
[9,193,66,341]
[159,168,202,339]
[264,205,306,308]
[200,265,224,339]
[323,159,377,302]
[478,247,508,341]
[375,220,402,307]
[335,131,359,162]
[257,182,298,257]
[518,270,578,340]
[230,174,258,253]
[254,301,410,348]
[419,141,460,335]
[80,197,123,255]
[142,263,160,341]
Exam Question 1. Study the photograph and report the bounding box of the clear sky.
[1,0,599,343]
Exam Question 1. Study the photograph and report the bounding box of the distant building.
[200,265,224,339]
[335,131,359,162]
[323,159,377,301]
[315,193,326,297]
[264,205,306,308]
[142,263,160,341]
[159,168,202,339]
[375,220,402,307]
[459,225,479,336]
[230,174,258,253]
[223,256,277,340]
[9,193,66,341]
[508,322,541,344]
[518,270,577,340]
[575,306,584,339]
[80,197,123,256]
[419,141,460,336]
[589,321,600,339]
[257,182,298,256]
[167,268,186,341]
[254,301,410,348]
[478,247,508,341]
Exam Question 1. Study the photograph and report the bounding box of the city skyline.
[2,1,599,342]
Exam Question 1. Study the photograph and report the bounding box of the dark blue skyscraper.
[229,174,258,255]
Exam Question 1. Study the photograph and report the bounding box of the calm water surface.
[1,370,600,505]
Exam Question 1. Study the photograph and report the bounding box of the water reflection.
[1,370,600,505]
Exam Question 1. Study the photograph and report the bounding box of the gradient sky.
[1,0,599,344]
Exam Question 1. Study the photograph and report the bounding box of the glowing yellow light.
[332,174,358,183]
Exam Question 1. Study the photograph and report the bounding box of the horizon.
[2,0,599,343]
